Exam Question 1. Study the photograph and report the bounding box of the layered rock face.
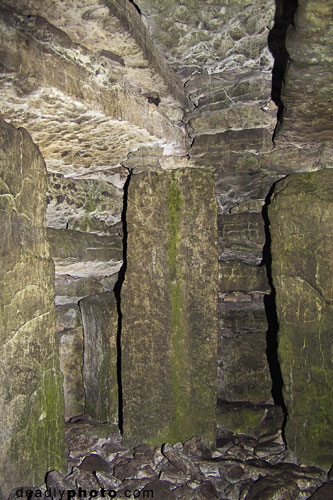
[122,168,218,447]
[270,170,333,470]
[0,119,65,496]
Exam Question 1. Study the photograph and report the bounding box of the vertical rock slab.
[122,168,218,447]
[80,292,119,425]
[269,169,333,469]
[0,118,65,495]
[59,327,85,420]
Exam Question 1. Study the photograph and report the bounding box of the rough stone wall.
[0,118,65,496]
[0,0,186,149]
[269,169,333,469]
[0,0,332,480]
[121,168,218,448]
[276,0,333,149]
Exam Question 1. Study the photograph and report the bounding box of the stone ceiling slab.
[0,0,186,156]
[133,0,275,78]
[0,73,164,177]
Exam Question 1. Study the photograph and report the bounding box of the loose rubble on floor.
[9,416,333,500]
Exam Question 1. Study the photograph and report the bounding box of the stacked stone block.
[217,207,278,436]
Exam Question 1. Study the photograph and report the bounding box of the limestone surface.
[121,168,218,447]
[270,169,333,470]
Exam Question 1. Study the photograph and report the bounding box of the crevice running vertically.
[114,169,132,434]
[262,184,288,439]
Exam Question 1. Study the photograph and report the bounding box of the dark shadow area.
[114,170,132,434]
[268,0,298,125]
[261,184,288,435]
[128,0,142,15]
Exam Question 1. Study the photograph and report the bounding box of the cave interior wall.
[0,0,332,492]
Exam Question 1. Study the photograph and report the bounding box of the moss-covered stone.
[122,168,218,448]
[269,169,333,470]
[47,227,122,263]
[0,118,65,496]
[217,401,283,437]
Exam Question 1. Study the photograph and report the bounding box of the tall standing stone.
[121,168,218,447]
[0,119,65,497]
[269,169,333,469]
[80,292,119,424]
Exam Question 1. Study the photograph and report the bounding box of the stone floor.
[9,415,333,500]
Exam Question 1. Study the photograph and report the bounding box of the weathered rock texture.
[59,327,85,420]
[121,168,218,447]
[0,118,65,496]
[46,173,124,233]
[0,0,332,486]
[270,169,333,470]
[80,292,119,425]
[217,202,274,434]
[38,423,331,500]
[48,226,123,278]
[276,0,333,148]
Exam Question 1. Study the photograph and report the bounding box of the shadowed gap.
[128,0,142,15]
[262,184,288,437]
[114,170,132,434]
[268,0,298,127]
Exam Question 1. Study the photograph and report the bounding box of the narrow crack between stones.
[78,297,87,417]
[183,77,199,110]
[269,0,298,138]
[262,184,288,440]
[114,169,132,434]
[128,0,142,16]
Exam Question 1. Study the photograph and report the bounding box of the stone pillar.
[59,327,85,420]
[269,169,333,469]
[0,119,65,496]
[121,168,218,447]
[80,292,119,424]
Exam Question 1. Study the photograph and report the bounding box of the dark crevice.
[128,0,141,16]
[114,169,132,434]
[78,298,88,418]
[261,183,288,439]
[268,0,298,134]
